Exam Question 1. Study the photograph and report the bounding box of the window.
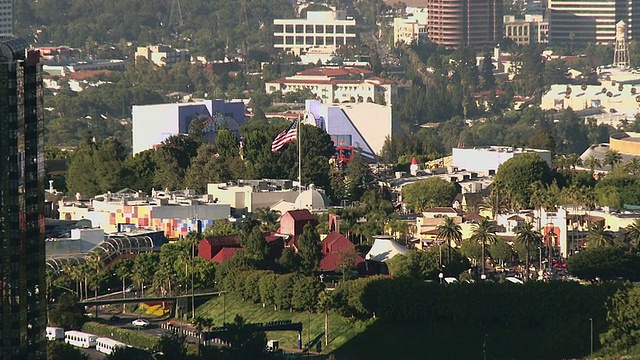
[306,25,314,33]
[306,36,314,45]
[295,24,304,33]
[275,24,283,33]
[286,36,294,45]
[315,25,324,33]
[296,36,304,44]
[285,25,293,33]
[336,25,344,33]
[326,37,334,45]
[326,25,334,33]
[316,37,324,45]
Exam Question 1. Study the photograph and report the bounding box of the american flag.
[271,120,298,152]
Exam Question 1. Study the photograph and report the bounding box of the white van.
[46,327,65,341]
[96,337,127,355]
[64,330,98,348]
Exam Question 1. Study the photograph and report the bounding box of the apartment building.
[427,0,503,49]
[135,44,191,67]
[548,0,640,44]
[504,14,549,45]
[0,0,12,36]
[393,7,429,45]
[273,11,356,55]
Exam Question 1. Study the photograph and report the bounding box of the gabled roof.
[423,207,460,214]
[211,247,240,263]
[507,215,525,221]
[284,209,315,221]
[201,235,238,248]
[322,231,354,253]
[319,251,364,272]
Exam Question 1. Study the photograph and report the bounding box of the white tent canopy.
[365,237,408,263]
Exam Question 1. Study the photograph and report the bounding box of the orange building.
[427,0,503,49]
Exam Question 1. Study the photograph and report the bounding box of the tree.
[587,221,615,247]
[215,128,239,159]
[49,293,86,330]
[297,223,322,275]
[252,208,281,231]
[625,219,640,253]
[601,285,640,350]
[291,275,324,311]
[203,219,241,237]
[191,315,214,353]
[583,155,602,172]
[154,332,187,359]
[436,217,462,271]
[625,157,640,175]
[277,247,299,273]
[402,177,459,212]
[238,227,269,267]
[47,341,89,360]
[515,222,543,281]
[220,315,268,360]
[603,149,623,169]
[493,153,553,209]
[132,252,159,297]
[105,346,154,360]
[479,188,508,220]
[345,151,373,200]
[470,218,498,277]
[335,247,359,281]
[567,246,640,281]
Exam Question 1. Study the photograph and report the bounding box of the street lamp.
[590,318,594,355]
[439,272,444,284]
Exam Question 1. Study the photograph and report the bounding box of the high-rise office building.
[427,0,503,49]
[0,38,46,360]
[0,0,13,36]
[548,0,640,45]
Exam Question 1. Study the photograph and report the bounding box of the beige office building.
[273,11,356,55]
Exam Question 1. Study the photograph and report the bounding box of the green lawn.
[195,292,371,353]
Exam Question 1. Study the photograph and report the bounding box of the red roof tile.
[202,235,238,247]
[321,232,354,253]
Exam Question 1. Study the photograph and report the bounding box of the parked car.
[132,318,150,327]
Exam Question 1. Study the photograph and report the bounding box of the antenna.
[168,0,184,30]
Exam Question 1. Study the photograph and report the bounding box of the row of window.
[274,24,354,34]
[274,36,356,46]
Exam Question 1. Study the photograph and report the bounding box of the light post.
[538,246,543,280]
[122,274,126,313]
[590,318,593,355]
[439,272,444,284]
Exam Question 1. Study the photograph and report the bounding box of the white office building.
[0,0,12,37]
[452,146,552,173]
[273,11,356,55]
[393,7,429,45]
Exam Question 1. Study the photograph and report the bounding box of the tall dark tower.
[0,38,47,360]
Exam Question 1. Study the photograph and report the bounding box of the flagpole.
[298,113,302,209]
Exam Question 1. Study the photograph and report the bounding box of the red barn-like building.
[277,209,317,248]
[319,231,365,273]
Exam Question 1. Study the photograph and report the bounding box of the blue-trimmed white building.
[132,99,245,155]
[304,99,395,161]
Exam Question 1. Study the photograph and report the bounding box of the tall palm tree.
[583,155,601,172]
[565,153,583,170]
[625,219,640,252]
[625,158,640,175]
[587,221,614,247]
[479,190,507,220]
[603,149,623,170]
[515,222,543,281]
[470,218,498,278]
[436,217,463,271]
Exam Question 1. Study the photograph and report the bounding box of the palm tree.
[625,158,640,175]
[515,222,543,281]
[479,189,507,220]
[625,219,640,252]
[565,153,583,170]
[253,207,281,231]
[436,217,463,271]
[587,221,614,247]
[470,218,498,278]
[192,315,214,353]
[603,149,623,170]
[583,155,601,172]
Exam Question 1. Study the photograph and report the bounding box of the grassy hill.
[196,292,372,354]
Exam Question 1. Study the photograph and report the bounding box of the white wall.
[132,104,180,155]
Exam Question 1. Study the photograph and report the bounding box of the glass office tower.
[0,37,46,359]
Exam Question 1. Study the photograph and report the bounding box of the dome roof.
[295,187,329,211]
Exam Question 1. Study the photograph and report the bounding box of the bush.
[81,322,158,350]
